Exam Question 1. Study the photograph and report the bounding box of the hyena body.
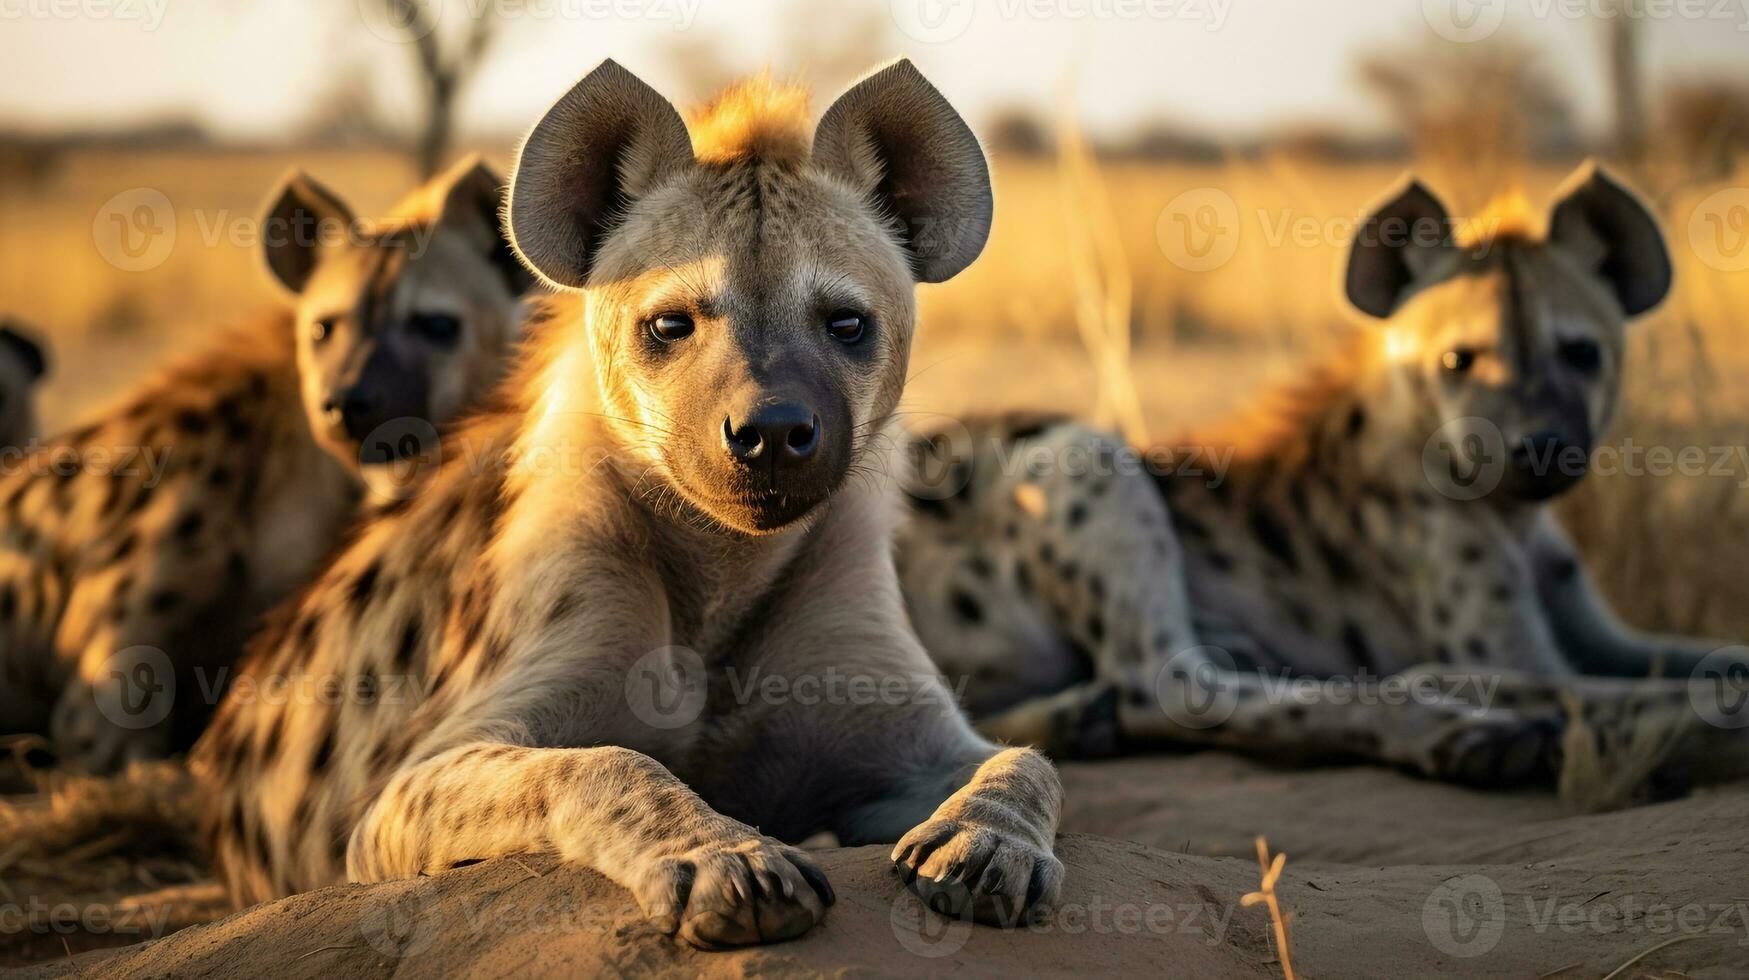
[194,62,1063,950]
[0,159,530,770]
[901,167,1742,783]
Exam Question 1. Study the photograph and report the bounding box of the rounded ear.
[1344,177,1453,319]
[260,171,355,299]
[0,322,46,381]
[1547,162,1671,317]
[508,59,694,291]
[436,155,538,298]
[812,58,992,284]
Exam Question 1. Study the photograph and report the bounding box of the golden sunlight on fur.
[685,72,813,167]
[1455,188,1541,249]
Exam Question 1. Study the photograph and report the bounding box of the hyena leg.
[1112,652,1565,785]
[350,742,834,949]
[835,741,1064,927]
[909,420,1201,757]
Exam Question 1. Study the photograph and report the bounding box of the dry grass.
[3,147,1748,634]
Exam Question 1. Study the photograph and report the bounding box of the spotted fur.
[193,61,1061,950]
[0,162,529,771]
[900,165,1742,787]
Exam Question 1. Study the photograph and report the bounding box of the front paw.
[891,818,1063,926]
[1418,711,1562,786]
[632,837,834,949]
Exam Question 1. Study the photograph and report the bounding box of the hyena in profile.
[900,165,1746,784]
[193,60,1063,949]
[0,158,531,771]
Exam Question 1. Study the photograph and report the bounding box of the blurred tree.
[1360,33,1575,213]
[376,0,498,178]
[985,107,1052,158]
[1606,2,1647,169]
[662,0,895,106]
[1659,81,1749,181]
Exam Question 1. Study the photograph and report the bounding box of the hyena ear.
[812,59,993,284]
[1547,162,1671,317]
[260,171,356,300]
[1344,177,1454,319]
[436,155,539,298]
[0,322,46,382]
[509,59,694,290]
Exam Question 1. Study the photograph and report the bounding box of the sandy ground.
[4,751,1747,978]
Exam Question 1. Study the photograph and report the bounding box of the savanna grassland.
[3,147,1747,643]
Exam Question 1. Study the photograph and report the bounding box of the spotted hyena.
[899,164,1747,785]
[0,158,531,771]
[193,61,1062,949]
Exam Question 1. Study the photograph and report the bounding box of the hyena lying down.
[193,62,1063,949]
[0,158,530,772]
[900,165,1747,785]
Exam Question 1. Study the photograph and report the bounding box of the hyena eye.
[649,313,694,343]
[408,313,462,347]
[1559,337,1602,375]
[1441,347,1477,375]
[826,311,866,344]
[311,318,336,344]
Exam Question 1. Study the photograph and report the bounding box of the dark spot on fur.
[1249,505,1299,571]
[175,409,210,435]
[1341,621,1376,672]
[350,562,381,608]
[950,589,984,625]
[394,618,422,670]
[1066,502,1088,528]
[174,510,204,541]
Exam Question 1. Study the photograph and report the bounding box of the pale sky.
[1,0,1746,141]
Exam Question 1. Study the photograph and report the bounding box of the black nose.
[723,403,820,464]
[1512,431,1566,473]
[324,389,379,442]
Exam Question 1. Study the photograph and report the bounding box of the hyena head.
[1344,163,1671,502]
[261,156,534,474]
[508,60,991,533]
[0,320,46,450]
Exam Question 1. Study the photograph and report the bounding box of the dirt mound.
[6,754,1749,978]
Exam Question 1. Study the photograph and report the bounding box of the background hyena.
[899,164,1747,788]
[194,59,1065,950]
[0,157,531,772]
